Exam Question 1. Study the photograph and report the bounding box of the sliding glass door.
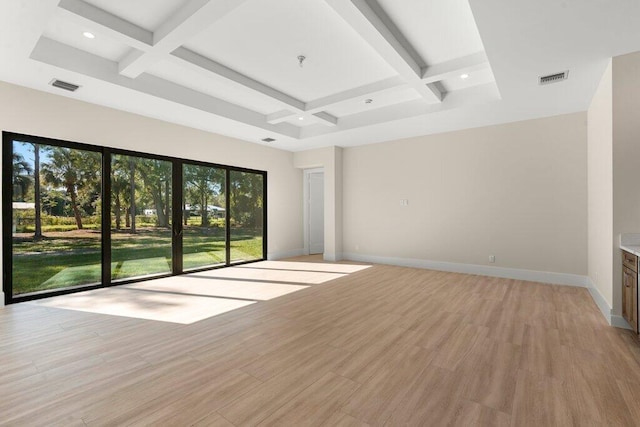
[3,132,267,304]
[182,163,226,270]
[230,170,264,264]
[8,138,102,297]
[110,154,173,281]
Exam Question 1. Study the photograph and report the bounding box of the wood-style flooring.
[2,257,640,426]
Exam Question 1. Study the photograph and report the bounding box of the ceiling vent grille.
[50,79,80,92]
[539,71,568,85]
[261,137,276,142]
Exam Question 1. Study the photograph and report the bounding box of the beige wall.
[587,60,614,309]
[0,82,304,303]
[613,52,640,316]
[342,113,588,276]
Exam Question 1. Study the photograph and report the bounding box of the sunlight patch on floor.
[238,261,371,274]
[122,275,308,301]
[27,287,254,324]
[199,265,348,284]
[24,260,370,324]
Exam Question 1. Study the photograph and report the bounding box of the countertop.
[621,233,640,256]
[621,245,640,257]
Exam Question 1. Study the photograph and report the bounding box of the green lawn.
[12,226,263,296]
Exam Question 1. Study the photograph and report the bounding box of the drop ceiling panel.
[83,0,190,32]
[43,9,130,62]
[184,0,398,103]
[145,59,283,115]
[378,0,484,65]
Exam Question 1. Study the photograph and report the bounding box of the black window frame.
[2,131,267,304]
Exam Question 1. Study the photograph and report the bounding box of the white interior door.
[308,172,324,255]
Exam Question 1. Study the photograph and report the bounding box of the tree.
[41,147,100,230]
[110,156,130,230]
[41,189,65,216]
[12,142,46,239]
[11,152,32,201]
[184,165,224,227]
[32,144,43,240]
[230,172,263,228]
[136,158,171,228]
[129,158,138,232]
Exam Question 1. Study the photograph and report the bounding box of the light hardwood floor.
[2,257,640,426]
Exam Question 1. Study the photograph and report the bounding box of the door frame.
[303,168,324,256]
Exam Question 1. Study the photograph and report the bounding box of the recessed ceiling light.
[298,116,304,121]
[83,31,95,39]
[460,73,469,79]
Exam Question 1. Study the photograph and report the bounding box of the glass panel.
[111,154,172,281]
[11,140,102,296]
[182,164,226,270]
[229,171,264,263]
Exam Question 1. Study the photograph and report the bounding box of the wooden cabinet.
[622,250,638,333]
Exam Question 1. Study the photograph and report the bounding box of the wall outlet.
[489,255,495,263]
[400,199,409,206]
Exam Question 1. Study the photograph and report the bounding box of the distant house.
[12,202,35,210]
[12,202,35,233]
[208,206,226,218]
[184,205,226,218]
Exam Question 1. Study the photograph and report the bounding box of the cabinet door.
[623,267,638,333]
[632,271,638,334]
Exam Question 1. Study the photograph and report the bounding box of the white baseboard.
[323,252,343,262]
[342,252,589,287]
[267,248,305,260]
[611,315,631,329]
[586,280,613,325]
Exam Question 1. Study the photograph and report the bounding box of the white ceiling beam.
[119,0,250,78]
[31,37,299,139]
[422,52,490,83]
[171,47,305,111]
[313,112,338,127]
[266,110,296,124]
[324,0,442,103]
[58,0,152,50]
[170,48,340,127]
[300,82,501,140]
[305,77,406,113]
[56,0,340,128]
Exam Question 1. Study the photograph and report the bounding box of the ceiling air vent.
[539,71,568,85]
[50,79,80,92]
[261,137,276,143]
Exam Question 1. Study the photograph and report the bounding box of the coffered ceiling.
[1,0,639,151]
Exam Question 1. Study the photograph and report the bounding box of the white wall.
[587,60,614,313]
[0,81,304,304]
[613,52,640,318]
[342,113,588,281]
